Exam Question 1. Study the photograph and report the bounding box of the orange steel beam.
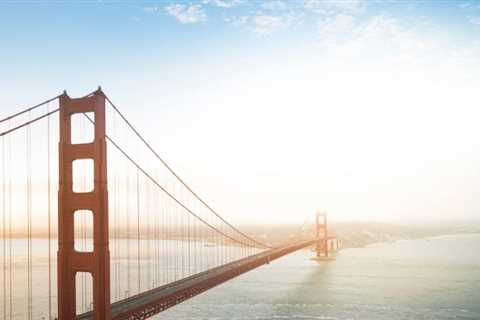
[56,88,335,320]
[316,212,328,257]
[58,89,111,319]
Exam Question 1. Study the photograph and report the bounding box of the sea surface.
[1,234,479,319]
[154,233,480,320]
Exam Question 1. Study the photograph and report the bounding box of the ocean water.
[154,234,480,320]
[0,239,256,318]
[1,234,479,319]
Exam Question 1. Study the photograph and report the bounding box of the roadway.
[77,238,320,320]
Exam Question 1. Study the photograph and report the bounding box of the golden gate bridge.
[0,88,338,319]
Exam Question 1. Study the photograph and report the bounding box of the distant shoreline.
[338,229,480,249]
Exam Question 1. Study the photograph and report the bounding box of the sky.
[1,0,480,225]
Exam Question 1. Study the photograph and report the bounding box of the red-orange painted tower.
[58,89,111,319]
[316,211,328,258]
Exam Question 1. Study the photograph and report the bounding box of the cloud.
[143,6,161,13]
[459,2,480,11]
[353,16,417,52]
[224,7,303,34]
[317,13,356,45]
[224,15,249,27]
[165,4,206,24]
[253,15,287,35]
[220,2,300,35]
[203,0,243,8]
[458,2,480,10]
[261,1,288,11]
[305,0,366,15]
[315,13,447,68]
[131,16,141,22]
[469,16,480,25]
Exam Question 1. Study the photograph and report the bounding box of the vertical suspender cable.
[146,179,151,288]
[157,184,161,286]
[112,166,116,301]
[136,168,140,293]
[117,171,121,300]
[112,111,118,302]
[191,202,195,274]
[200,208,204,271]
[115,117,121,301]
[121,154,127,299]
[222,224,226,265]
[126,132,131,297]
[175,184,179,280]
[187,197,190,277]
[155,183,158,287]
[165,188,169,283]
[2,136,6,320]
[8,121,12,320]
[194,206,196,272]
[113,172,119,301]
[171,182,176,280]
[162,187,165,284]
[27,111,32,320]
[178,196,181,274]
[47,102,52,320]
[174,182,178,281]
[104,97,270,250]
[156,184,159,286]
[180,185,184,278]
[163,189,167,285]
[168,190,171,283]
[117,151,121,300]
[159,189,163,285]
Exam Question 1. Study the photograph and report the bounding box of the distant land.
[12,220,480,249]
[242,220,480,248]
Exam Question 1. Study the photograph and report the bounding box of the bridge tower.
[58,89,111,319]
[315,211,328,258]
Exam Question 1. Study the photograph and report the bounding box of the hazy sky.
[1,0,480,225]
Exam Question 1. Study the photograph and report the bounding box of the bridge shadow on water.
[271,257,337,319]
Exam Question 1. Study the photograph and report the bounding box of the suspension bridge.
[0,88,338,319]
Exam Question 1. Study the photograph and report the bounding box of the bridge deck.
[77,238,319,320]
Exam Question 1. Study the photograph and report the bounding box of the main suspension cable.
[0,109,59,137]
[0,88,98,135]
[82,113,266,249]
[103,94,270,249]
[0,95,60,124]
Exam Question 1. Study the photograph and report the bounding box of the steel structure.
[0,88,339,320]
[58,90,111,319]
[77,238,320,320]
